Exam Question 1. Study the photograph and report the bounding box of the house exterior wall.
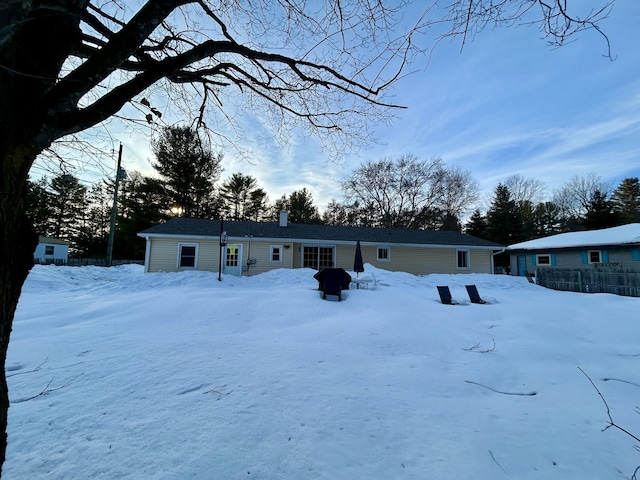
[147,237,223,272]
[243,240,295,275]
[145,236,497,275]
[357,245,494,275]
[509,246,640,275]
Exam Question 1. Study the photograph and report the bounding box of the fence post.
[577,271,582,293]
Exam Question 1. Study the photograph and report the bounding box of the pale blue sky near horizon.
[42,1,640,215]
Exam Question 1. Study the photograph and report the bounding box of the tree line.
[27,126,640,260]
[466,174,640,246]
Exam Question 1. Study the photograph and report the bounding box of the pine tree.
[485,184,524,245]
[49,173,88,251]
[464,210,487,238]
[26,178,54,237]
[219,173,259,221]
[151,126,222,218]
[611,177,640,224]
[282,188,322,224]
[584,189,618,230]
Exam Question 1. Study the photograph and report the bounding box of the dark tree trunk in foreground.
[0,144,40,468]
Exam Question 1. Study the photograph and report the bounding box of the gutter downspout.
[143,237,151,273]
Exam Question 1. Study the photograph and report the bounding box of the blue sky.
[83,1,640,213]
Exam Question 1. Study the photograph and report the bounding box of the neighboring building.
[137,213,503,276]
[34,236,70,264]
[507,223,640,276]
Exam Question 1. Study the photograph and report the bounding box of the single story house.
[507,223,640,276]
[137,212,504,276]
[34,236,70,264]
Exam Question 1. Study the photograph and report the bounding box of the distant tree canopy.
[219,173,265,221]
[273,188,322,224]
[339,155,478,230]
[464,174,639,246]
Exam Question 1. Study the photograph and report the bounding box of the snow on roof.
[507,223,640,250]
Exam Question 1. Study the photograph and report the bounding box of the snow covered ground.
[5,264,640,479]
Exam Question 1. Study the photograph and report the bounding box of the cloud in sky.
[39,2,640,214]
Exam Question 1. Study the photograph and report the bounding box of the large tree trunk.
[0,141,40,473]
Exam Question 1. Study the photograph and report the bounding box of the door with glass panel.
[303,246,334,270]
[223,244,242,276]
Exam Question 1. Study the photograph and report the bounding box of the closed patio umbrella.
[353,240,364,277]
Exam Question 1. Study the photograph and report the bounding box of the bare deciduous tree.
[553,172,612,221]
[341,155,446,228]
[439,166,480,230]
[503,174,547,206]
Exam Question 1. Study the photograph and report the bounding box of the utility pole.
[106,143,125,267]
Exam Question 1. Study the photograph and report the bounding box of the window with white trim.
[178,243,198,268]
[44,245,55,255]
[377,246,390,262]
[588,250,601,264]
[457,249,470,269]
[270,245,282,263]
[303,246,334,269]
[536,254,551,266]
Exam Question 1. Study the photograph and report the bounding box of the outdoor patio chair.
[437,286,457,305]
[465,285,488,304]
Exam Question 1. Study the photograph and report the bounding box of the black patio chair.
[437,286,456,305]
[465,285,488,304]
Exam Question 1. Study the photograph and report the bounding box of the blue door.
[517,255,527,276]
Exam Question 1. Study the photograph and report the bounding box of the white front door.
[223,244,242,276]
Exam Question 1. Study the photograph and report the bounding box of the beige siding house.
[138,213,503,276]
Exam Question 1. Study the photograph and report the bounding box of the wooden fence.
[536,266,640,297]
[34,258,143,267]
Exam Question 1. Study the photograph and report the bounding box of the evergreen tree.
[26,178,54,236]
[76,182,111,258]
[274,188,322,224]
[611,177,640,224]
[532,201,564,237]
[246,188,270,222]
[464,210,487,238]
[151,125,222,218]
[116,173,172,259]
[584,189,618,230]
[49,173,88,251]
[485,184,524,245]
[219,173,259,221]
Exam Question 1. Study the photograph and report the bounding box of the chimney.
[279,209,288,227]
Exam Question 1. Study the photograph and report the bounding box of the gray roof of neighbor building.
[139,218,504,248]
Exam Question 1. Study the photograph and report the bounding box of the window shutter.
[601,250,609,263]
[531,255,536,266]
[581,251,588,264]
[551,254,557,266]
[632,249,640,261]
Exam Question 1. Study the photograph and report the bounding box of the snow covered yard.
[5,264,640,479]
